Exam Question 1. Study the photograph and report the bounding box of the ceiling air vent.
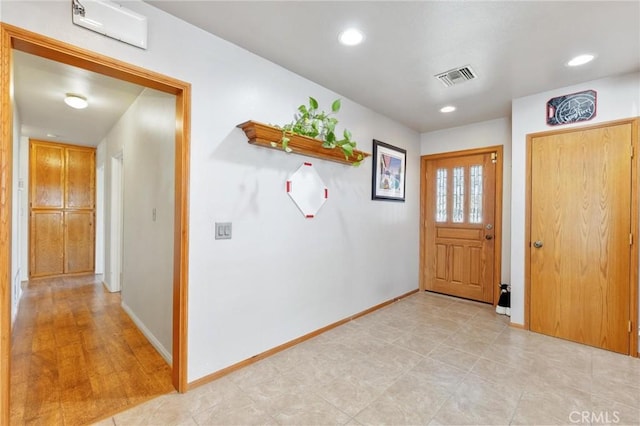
[435,65,477,87]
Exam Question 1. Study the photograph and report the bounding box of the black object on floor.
[496,283,511,317]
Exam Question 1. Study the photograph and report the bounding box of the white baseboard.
[121,301,172,365]
[102,279,119,293]
[11,296,20,329]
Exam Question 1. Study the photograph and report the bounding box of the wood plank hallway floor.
[10,275,174,425]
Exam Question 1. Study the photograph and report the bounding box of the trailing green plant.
[273,97,363,164]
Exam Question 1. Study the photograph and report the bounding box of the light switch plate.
[215,222,232,240]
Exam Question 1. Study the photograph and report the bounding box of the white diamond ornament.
[286,163,328,218]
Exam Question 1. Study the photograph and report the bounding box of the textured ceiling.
[13,50,144,146]
[145,1,640,132]
[13,1,640,147]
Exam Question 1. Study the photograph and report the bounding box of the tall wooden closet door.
[30,143,65,277]
[64,147,96,274]
[529,123,633,354]
[29,140,96,278]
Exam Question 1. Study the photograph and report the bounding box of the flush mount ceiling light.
[64,93,88,109]
[338,28,364,46]
[567,54,595,67]
[440,105,456,113]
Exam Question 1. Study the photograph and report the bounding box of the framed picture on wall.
[371,139,406,202]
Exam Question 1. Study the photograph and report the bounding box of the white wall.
[420,117,512,284]
[95,163,104,275]
[511,72,640,327]
[98,133,123,292]
[10,102,22,325]
[18,137,28,283]
[1,1,421,381]
[99,115,125,296]
[101,88,175,360]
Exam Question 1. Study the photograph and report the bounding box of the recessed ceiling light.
[64,93,88,109]
[567,54,595,67]
[338,28,364,46]
[46,133,58,138]
[440,105,456,113]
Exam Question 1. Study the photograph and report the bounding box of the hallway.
[10,275,173,425]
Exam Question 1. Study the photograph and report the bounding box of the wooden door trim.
[0,23,191,423]
[524,118,639,357]
[631,119,639,358]
[420,145,504,304]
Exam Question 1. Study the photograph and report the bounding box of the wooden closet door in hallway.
[529,122,635,354]
[30,140,96,278]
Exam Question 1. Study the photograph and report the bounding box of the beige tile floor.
[95,292,640,425]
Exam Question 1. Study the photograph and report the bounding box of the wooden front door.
[529,121,635,354]
[422,148,500,303]
[29,140,96,278]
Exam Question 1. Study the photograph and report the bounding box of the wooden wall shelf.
[237,120,370,165]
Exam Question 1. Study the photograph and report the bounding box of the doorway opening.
[0,23,191,423]
[109,152,123,293]
[96,163,105,275]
